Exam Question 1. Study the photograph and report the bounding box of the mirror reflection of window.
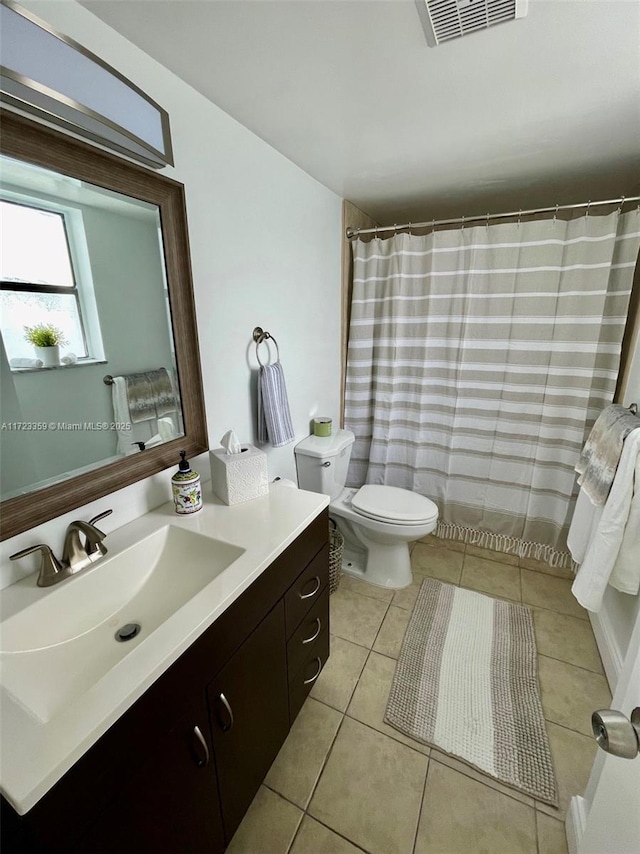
[0,198,104,363]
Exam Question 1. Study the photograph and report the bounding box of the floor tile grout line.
[329,630,374,652]
[428,751,536,810]
[537,651,610,679]
[284,812,304,854]
[303,814,370,853]
[542,714,599,741]
[257,786,304,854]
[340,577,395,605]
[526,603,590,622]
[535,804,542,854]
[299,712,378,852]
[280,712,350,853]
[343,707,431,759]
[411,753,432,854]
[369,599,392,650]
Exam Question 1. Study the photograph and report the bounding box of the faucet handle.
[83,510,112,560]
[88,509,113,532]
[10,544,63,587]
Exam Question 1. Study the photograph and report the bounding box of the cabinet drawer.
[287,587,329,680]
[288,628,330,724]
[284,544,329,638]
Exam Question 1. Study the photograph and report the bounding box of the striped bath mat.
[385,578,558,805]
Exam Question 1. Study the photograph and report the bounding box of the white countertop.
[0,483,328,815]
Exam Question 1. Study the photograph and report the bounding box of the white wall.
[0,0,342,587]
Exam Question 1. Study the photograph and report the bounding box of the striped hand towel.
[576,404,640,505]
[257,361,295,447]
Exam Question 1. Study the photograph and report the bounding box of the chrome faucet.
[10,510,113,587]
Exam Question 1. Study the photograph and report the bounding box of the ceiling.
[81,0,640,224]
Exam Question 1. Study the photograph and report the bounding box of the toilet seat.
[351,485,438,526]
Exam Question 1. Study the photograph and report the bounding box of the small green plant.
[23,323,67,348]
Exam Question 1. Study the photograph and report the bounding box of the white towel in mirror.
[112,376,135,455]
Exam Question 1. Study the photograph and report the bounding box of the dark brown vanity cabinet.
[1,509,329,854]
[208,601,289,840]
[72,701,226,854]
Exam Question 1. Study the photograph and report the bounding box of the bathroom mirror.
[0,110,208,540]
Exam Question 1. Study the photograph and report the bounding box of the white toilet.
[295,429,438,589]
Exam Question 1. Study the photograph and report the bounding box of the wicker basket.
[328,521,344,594]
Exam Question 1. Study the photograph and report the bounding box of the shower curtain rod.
[345,195,640,239]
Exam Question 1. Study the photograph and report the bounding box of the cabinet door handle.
[217,692,234,732]
[303,657,323,685]
[302,617,322,645]
[192,725,210,767]
[299,575,321,600]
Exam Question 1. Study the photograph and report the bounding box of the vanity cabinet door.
[208,599,289,844]
[72,703,225,854]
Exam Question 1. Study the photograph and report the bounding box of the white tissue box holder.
[210,444,269,505]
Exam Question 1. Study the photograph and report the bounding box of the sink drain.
[115,623,141,642]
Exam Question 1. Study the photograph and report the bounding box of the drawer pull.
[299,575,321,600]
[216,692,234,733]
[303,657,323,685]
[193,725,210,767]
[302,617,322,645]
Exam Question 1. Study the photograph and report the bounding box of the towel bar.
[253,326,280,366]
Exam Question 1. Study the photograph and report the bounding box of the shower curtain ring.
[553,203,559,223]
[617,196,626,215]
[461,215,465,231]
[517,209,522,228]
[393,223,398,235]
[586,200,591,217]
[408,222,412,235]
[486,212,490,231]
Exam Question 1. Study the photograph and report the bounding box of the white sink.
[0,526,244,721]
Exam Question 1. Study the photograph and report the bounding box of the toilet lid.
[352,485,438,525]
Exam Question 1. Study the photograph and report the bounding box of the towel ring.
[253,326,280,366]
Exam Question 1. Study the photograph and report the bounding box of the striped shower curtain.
[344,210,640,566]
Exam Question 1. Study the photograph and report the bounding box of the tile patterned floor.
[227,538,608,854]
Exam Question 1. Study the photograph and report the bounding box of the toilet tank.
[294,429,355,499]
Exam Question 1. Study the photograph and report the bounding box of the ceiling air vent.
[416,0,528,46]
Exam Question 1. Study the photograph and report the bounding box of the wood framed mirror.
[0,110,208,540]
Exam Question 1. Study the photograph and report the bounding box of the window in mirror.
[0,197,104,364]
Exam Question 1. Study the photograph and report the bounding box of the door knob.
[591,707,640,759]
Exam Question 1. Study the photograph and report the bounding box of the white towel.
[10,357,43,368]
[567,488,604,565]
[571,429,640,611]
[112,376,135,455]
[257,362,295,447]
[609,449,640,595]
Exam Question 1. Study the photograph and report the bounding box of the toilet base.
[338,535,414,590]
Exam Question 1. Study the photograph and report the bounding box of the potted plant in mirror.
[23,323,67,368]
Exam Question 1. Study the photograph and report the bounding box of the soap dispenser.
[171,450,203,514]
